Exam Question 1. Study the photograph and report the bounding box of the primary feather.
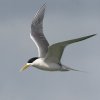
[30,4,49,57]
[45,34,96,63]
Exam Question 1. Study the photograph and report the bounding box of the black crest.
[27,57,38,63]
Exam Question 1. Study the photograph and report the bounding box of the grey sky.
[0,0,100,100]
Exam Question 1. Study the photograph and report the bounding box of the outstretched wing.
[30,4,49,57]
[45,34,96,63]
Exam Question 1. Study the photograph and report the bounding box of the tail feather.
[61,65,87,73]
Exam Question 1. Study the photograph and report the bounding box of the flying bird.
[20,4,96,72]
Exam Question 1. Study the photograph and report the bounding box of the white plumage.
[20,4,96,72]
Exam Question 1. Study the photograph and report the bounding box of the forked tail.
[61,65,87,73]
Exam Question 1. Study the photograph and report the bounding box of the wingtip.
[43,2,47,7]
[35,3,46,16]
[90,34,97,37]
[40,3,46,10]
[32,3,46,25]
[87,34,97,38]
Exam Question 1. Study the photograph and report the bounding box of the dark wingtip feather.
[87,34,96,38]
[83,34,97,40]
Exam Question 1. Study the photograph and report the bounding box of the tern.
[20,4,96,72]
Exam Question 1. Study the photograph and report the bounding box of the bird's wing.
[45,34,96,63]
[30,4,49,57]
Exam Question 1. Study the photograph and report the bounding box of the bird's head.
[20,57,38,72]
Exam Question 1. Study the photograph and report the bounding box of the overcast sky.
[0,0,100,100]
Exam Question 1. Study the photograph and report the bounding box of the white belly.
[32,58,61,71]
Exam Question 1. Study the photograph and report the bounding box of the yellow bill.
[20,64,30,72]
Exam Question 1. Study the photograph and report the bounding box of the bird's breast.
[32,58,61,71]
